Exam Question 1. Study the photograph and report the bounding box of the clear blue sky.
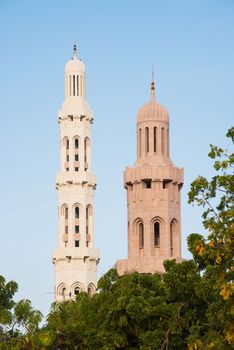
[0,0,233,317]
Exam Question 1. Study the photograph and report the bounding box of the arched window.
[86,206,89,234]
[75,206,79,219]
[88,284,95,296]
[145,127,149,154]
[65,207,68,220]
[139,128,142,157]
[154,222,160,246]
[61,287,66,301]
[161,128,165,155]
[74,287,80,296]
[139,223,144,248]
[75,138,79,149]
[154,127,157,152]
[170,220,176,256]
[66,139,69,150]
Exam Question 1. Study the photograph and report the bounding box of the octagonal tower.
[53,46,100,301]
[116,76,184,275]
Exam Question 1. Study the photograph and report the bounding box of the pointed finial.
[73,43,77,59]
[151,64,155,101]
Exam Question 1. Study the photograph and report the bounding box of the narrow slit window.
[139,223,144,248]
[73,75,75,96]
[65,207,68,220]
[66,139,69,150]
[69,75,71,96]
[145,127,149,153]
[75,139,79,149]
[139,128,142,157]
[161,128,165,154]
[77,75,79,96]
[154,127,157,152]
[154,222,160,246]
[75,207,79,219]
[75,225,79,233]
[86,206,89,234]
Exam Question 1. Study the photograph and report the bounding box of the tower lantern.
[116,75,184,275]
[53,47,100,301]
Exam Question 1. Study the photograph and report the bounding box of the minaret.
[116,73,184,275]
[53,46,100,301]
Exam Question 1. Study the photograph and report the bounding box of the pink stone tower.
[116,73,184,275]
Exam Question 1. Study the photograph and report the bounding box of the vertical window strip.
[73,75,75,96]
[69,75,71,96]
[77,75,79,96]
[154,127,157,152]
[145,127,149,153]
[139,128,142,157]
[167,129,169,157]
[161,128,164,154]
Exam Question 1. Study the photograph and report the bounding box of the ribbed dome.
[137,98,168,123]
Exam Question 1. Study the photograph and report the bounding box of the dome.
[137,81,168,123]
[137,99,168,123]
[65,45,85,74]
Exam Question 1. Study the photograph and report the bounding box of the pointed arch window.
[75,206,79,219]
[154,222,160,247]
[170,220,176,256]
[65,207,68,220]
[61,287,66,301]
[74,287,80,295]
[86,206,89,234]
[139,223,144,248]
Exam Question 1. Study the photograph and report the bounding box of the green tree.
[187,127,234,349]
[0,276,43,350]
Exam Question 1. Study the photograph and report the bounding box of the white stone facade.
[52,46,100,302]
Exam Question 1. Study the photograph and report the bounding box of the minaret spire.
[151,64,155,101]
[73,43,77,59]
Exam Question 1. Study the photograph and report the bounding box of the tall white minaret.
[52,45,100,301]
